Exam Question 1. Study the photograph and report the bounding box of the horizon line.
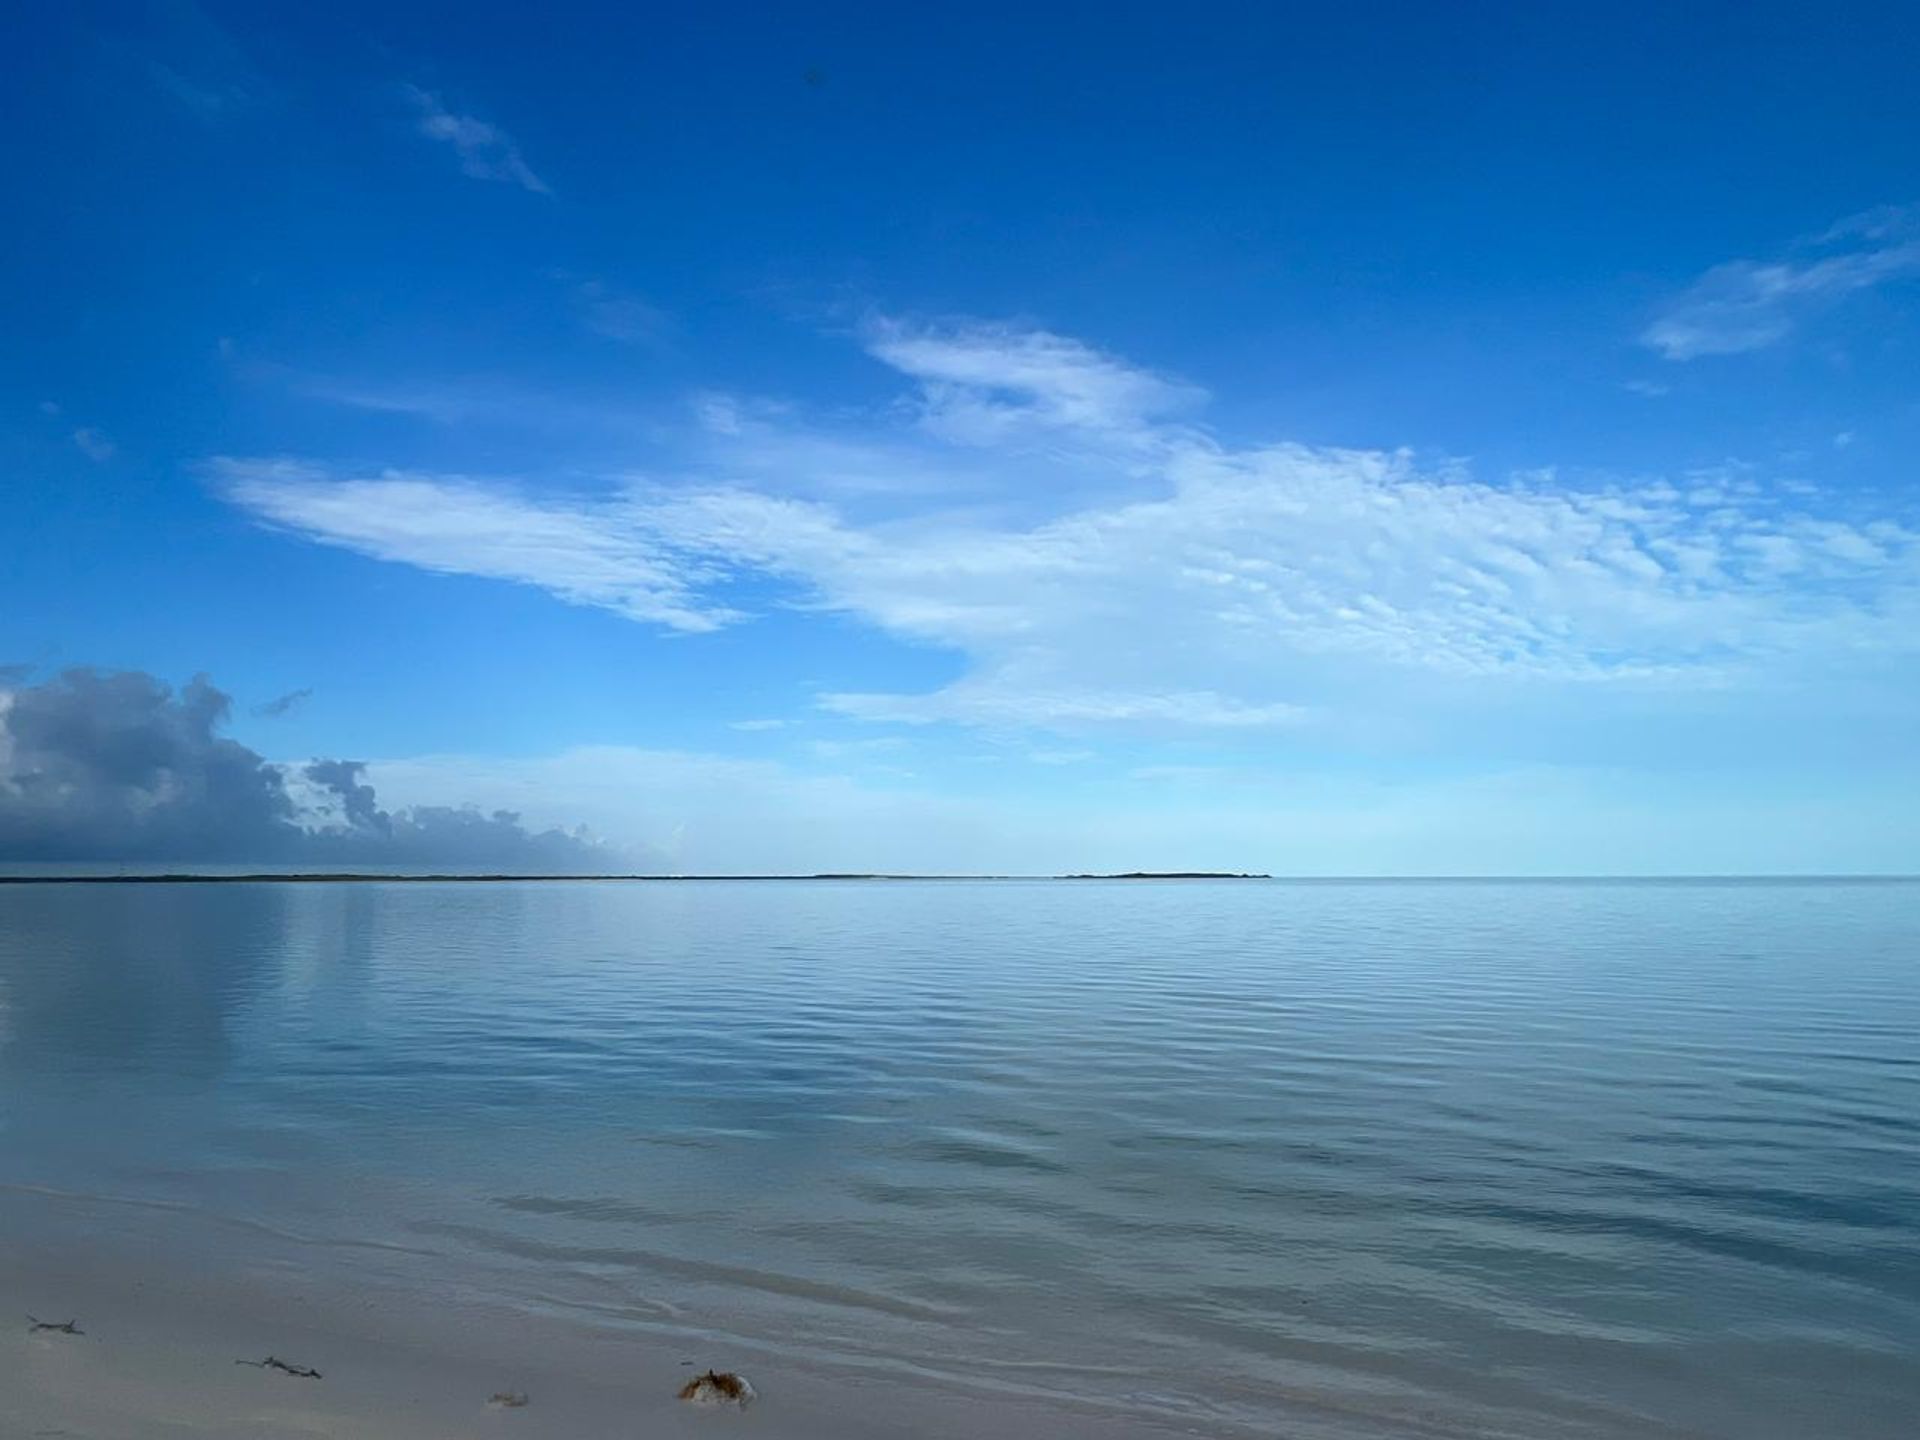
[2,871,1916,885]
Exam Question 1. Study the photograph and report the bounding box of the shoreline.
[0,1185,1265,1440]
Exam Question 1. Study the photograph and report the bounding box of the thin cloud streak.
[1643,204,1920,360]
[214,459,743,633]
[72,428,116,462]
[405,86,551,195]
[253,687,313,719]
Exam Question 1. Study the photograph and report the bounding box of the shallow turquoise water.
[1,879,1916,1437]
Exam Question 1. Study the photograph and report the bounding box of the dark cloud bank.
[0,669,630,870]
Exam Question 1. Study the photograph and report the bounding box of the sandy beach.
[1,1184,1234,1440]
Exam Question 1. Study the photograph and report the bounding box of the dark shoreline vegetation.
[0,870,1276,884]
[4,873,1914,885]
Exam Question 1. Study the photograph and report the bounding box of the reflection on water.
[1,879,1917,1439]
[0,883,290,1076]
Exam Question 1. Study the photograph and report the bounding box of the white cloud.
[72,428,116,462]
[573,279,670,344]
[865,318,1202,447]
[292,378,475,423]
[140,1,268,121]
[824,686,1306,730]
[363,745,1014,875]
[728,718,789,732]
[1643,204,1920,360]
[149,60,252,119]
[210,457,744,632]
[214,321,1920,739]
[405,86,550,195]
[804,736,912,762]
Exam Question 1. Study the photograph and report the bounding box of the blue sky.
[4,1,1919,872]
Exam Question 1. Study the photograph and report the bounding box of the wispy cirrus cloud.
[149,60,252,119]
[866,318,1203,448]
[1642,204,1920,360]
[211,460,746,632]
[132,0,270,121]
[825,686,1308,731]
[39,402,116,461]
[573,279,671,345]
[405,86,550,195]
[71,428,116,462]
[214,320,1920,738]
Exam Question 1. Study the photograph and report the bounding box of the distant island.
[1060,871,1272,880]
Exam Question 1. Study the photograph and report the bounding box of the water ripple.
[2,877,1916,1437]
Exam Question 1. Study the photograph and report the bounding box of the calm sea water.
[1,879,1916,1437]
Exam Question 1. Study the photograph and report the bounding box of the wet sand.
[0,1186,1226,1440]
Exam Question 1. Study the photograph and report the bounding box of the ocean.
[1,878,1915,1438]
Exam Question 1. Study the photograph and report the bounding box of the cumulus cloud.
[405,86,550,195]
[303,757,387,834]
[1643,204,1920,360]
[0,669,628,869]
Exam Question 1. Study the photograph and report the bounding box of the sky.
[3,1,1918,874]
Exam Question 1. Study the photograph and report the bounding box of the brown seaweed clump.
[236,1355,322,1379]
[678,1369,755,1407]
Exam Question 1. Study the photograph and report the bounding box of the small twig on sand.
[237,1355,323,1379]
[487,1392,530,1408]
[26,1316,84,1335]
